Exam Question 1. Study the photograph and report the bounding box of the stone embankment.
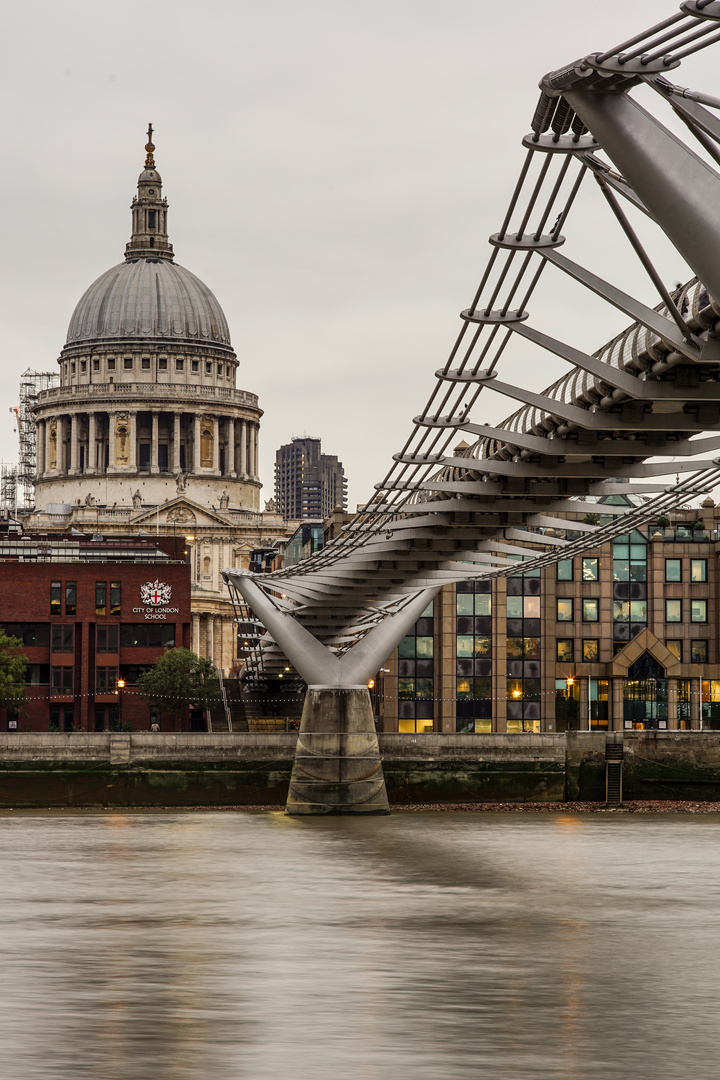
[0,731,719,808]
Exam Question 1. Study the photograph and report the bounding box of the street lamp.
[116,678,126,728]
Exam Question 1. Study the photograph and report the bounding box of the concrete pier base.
[286,688,390,815]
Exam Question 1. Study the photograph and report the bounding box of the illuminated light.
[117,679,126,689]
[367,678,375,689]
[512,689,522,698]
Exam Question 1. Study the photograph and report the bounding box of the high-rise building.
[274,437,347,520]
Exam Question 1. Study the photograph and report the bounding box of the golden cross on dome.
[145,123,155,168]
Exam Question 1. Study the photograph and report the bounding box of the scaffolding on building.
[3,369,59,514]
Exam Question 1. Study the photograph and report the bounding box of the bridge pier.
[287,687,389,815]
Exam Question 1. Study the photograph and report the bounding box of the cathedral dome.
[63,125,233,352]
[65,259,232,347]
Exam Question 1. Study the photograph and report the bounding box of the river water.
[1,809,719,1079]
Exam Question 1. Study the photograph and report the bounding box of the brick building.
[0,530,191,732]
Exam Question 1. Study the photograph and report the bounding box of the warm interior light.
[185,534,195,542]
[512,689,522,698]
[367,678,375,689]
[117,679,126,689]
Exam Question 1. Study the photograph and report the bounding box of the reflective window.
[583,599,599,622]
[65,582,76,616]
[692,640,709,663]
[507,596,523,619]
[583,639,599,662]
[582,558,599,581]
[666,640,682,661]
[613,601,629,622]
[95,582,106,616]
[665,558,682,582]
[556,560,573,581]
[556,639,573,662]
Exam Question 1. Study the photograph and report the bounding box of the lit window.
[613,601,629,622]
[557,598,573,622]
[691,559,707,583]
[507,596,523,619]
[691,599,708,623]
[556,639,573,662]
[665,599,682,623]
[630,600,648,622]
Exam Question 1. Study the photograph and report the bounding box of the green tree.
[0,630,27,715]
[137,648,220,726]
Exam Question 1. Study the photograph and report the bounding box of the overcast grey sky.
[2,0,718,507]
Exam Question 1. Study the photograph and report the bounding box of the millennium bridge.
[225,1,720,813]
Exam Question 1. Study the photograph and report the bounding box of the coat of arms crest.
[141,581,172,606]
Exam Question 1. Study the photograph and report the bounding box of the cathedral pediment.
[130,497,238,529]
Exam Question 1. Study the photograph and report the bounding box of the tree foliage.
[137,648,220,720]
[0,630,27,712]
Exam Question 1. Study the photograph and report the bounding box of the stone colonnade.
[35,411,259,479]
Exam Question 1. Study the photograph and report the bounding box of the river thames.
[1,809,719,1079]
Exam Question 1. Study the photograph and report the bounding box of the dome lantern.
[125,123,174,262]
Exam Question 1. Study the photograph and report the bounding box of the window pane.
[474,594,491,617]
[583,639,599,662]
[474,636,492,657]
[630,544,646,560]
[475,678,492,699]
[110,582,121,616]
[95,582,107,615]
[523,596,540,619]
[556,639,573,662]
[415,636,433,658]
[557,598,573,622]
[583,599,599,622]
[613,560,629,582]
[523,637,540,659]
[456,594,473,615]
[665,599,682,623]
[398,678,414,699]
[582,558,599,581]
[557,560,573,581]
[613,601,629,622]
[398,637,415,659]
[666,640,682,661]
[507,637,524,659]
[692,640,708,663]
[665,559,682,583]
[630,600,648,622]
[415,679,433,699]
[691,599,707,623]
[457,678,472,699]
[65,583,76,615]
[691,559,707,583]
[457,636,474,658]
[507,596,523,619]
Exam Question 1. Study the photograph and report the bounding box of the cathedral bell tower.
[125,124,174,262]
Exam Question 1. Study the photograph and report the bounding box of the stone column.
[151,411,159,474]
[250,423,257,478]
[612,676,624,732]
[108,412,116,470]
[36,420,46,477]
[667,677,678,731]
[57,415,67,474]
[212,417,220,474]
[129,412,137,472]
[194,615,201,655]
[87,413,96,474]
[193,414,201,472]
[227,418,236,477]
[691,676,702,729]
[173,413,181,472]
[240,419,247,477]
[45,419,53,475]
[69,414,79,475]
[208,616,214,663]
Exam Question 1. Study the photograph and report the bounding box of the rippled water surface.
[1,810,720,1079]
